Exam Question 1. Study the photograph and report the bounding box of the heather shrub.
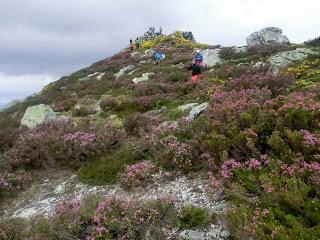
[119,161,154,189]
[50,196,178,239]
[8,119,125,169]
[219,47,236,60]
[168,70,189,82]
[225,73,295,97]
[52,97,77,112]
[247,43,292,58]
[0,170,31,197]
[124,112,161,136]
[99,95,125,112]
[72,105,98,117]
[208,87,272,121]
[0,115,20,153]
[151,134,195,171]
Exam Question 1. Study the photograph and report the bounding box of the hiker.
[129,39,134,51]
[194,50,203,66]
[185,60,202,82]
[135,38,140,50]
[155,51,162,65]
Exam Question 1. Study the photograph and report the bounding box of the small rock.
[131,52,141,57]
[208,226,221,238]
[114,65,135,79]
[220,230,231,238]
[54,182,67,195]
[188,102,209,120]
[133,73,154,84]
[179,230,205,240]
[97,72,105,80]
[143,48,156,58]
[128,68,138,75]
[178,103,199,112]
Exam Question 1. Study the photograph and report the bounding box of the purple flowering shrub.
[119,161,154,189]
[45,196,178,239]
[0,170,31,196]
[8,119,125,169]
[226,73,295,97]
[124,112,161,136]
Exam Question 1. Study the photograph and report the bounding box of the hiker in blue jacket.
[155,51,162,65]
[194,50,203,66]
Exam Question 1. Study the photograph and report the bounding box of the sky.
[0,0,319,107]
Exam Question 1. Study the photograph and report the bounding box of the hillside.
[1,28,320,240]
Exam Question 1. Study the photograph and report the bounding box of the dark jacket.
[186,63,202,76]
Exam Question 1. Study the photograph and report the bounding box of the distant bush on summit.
[182,31,196,43]
[305,36,320,47]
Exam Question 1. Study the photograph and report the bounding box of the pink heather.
[247,158,261,170]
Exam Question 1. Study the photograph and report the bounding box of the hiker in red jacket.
[185,60,202,82]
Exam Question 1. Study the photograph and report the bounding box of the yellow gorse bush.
[140,31,207,51]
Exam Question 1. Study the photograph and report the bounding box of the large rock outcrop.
[200,49,222,67]
[21,104,56,129]
[268,48,317,69]
[246,27,290,46]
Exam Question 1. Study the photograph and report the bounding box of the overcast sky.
[0,0,319,106]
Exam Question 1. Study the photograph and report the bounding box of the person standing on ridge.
[129,39,134,51]
[155,51,162,66]
[135,38,140,50]
[185,60,202,82]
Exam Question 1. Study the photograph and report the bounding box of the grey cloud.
[0,0,319,105]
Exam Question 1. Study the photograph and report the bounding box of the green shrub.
[179,206,211,229]
[78,142,147,184]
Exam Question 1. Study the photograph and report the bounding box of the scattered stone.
[87,72,100,78]
[108,115,123,128]
[143,48,156,58]
[159,121,178,128]
[188,102,209,120]
[179,230,205,240]
[220,230,231,238]
[246,27,290,46]
[128,68,139,75]
[146,106,167,116]
[114,65,135,79]
[131,52,141,57]
[173,63,185,68]
[207,225,221,239]
[54,182,67,195]
[79,72,101,81]
[234,46,248,53]
[133,73,154,84]
[237,63,251,68]
[97,72,105,80]
[200,49,222,67]
[268,48,317,69]
[178,103,199,112]
[139,60,151,65]
[21,104,56,129]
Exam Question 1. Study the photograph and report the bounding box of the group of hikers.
[129,39,204,82]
